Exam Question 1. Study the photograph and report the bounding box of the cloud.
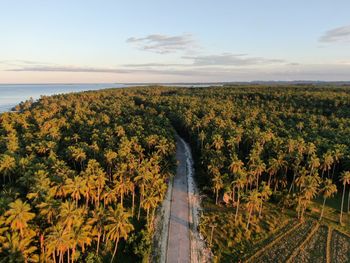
[6,65,130,74]
[122,53,284,68]
[182,53,285,66]
[126,33,196,54]
[123,62,187,68]
[4,59,350,81]
[319,25,350,43]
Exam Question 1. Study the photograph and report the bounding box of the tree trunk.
[85,193,89,208]
[232,186,235,207]
[274,180,278,192]
[235,194,240,221]
[96,232,101,254]
[300,205,305,221]
[332,164,336,179]
[347,187,350,213]
[210,225,215,246]
[288,173,296,193]
[259,202,263,218]
[340,184,346,224]
[320,197,326,220]
[268,173,272,187]
[215,189,218,205]
[137,193,143,220]
[71,247,76,263]
[246,207,252,229]
[110,238,119,263]
[97,189,101,206]
[132,191,135,217]
[146,207,150,224]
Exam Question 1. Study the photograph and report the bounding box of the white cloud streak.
[182,53,285,66]
[126,33,196,54]
[319,25,350,43]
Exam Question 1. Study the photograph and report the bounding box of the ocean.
[0,83,126,113]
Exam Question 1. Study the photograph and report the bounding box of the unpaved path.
[166,135,211,263]
[167,135,191,263]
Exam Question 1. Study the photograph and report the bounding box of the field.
[199,200,350,263]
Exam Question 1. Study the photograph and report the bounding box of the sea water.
[0,83,125,112]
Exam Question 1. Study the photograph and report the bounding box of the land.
[1,85,350,262]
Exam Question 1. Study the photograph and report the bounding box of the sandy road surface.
[166,136,191,263]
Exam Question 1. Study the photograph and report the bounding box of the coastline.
[0,83,126,113]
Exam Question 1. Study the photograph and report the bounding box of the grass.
[314,189,350,212]
[199,196,350,263]
[199,200,293,262]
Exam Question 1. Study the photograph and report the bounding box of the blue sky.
[0,0,349,83]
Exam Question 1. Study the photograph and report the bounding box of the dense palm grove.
[0,90,176,262]
[1,85,350,262]
[149,85,350,261]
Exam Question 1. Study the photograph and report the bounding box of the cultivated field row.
[246,220,350,263]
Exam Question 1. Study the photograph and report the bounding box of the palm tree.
[93,165,107,206]
[141,190,161,227]
[228,154,244,174]
[36,199,59,224]
[340,171,350,224]
[105,205,134,263]
[332,144,346,178]
[155,138,169,156]
[245,190,261,229]
[68,146,86,170]
[58,201,86,231]
[234,172,247,221]
[45,224,71,263]
[5,199,35,238]
[104,149,117,176]
[81,159,105,206]
[308,155,320,175]
[135,162,153,220]
[259,182,272,217]
[306,142,316,158]
[251,160,265,189]
[198,130,206,149]
[64,176,87,206]
[1,230,38,263]
[267,153,287,188]
[296,175,320,221]
[87,206,107,255]
[113,173,131,208]
[319,179,337,220]
[212,134,224,151]
[70,221,93,263]
[0,154,16,183]
[289,156,302,193]
[321,151,334,178]
[210,167,224,204]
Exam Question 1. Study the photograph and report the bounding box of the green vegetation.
[0,89,176,262]
[149,85,350,262]
[1,85,350,262]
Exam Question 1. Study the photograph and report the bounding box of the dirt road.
[166,135,191,263]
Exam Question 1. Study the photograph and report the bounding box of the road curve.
[166,135,191,263]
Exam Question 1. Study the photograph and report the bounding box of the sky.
[0,0,350,83]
